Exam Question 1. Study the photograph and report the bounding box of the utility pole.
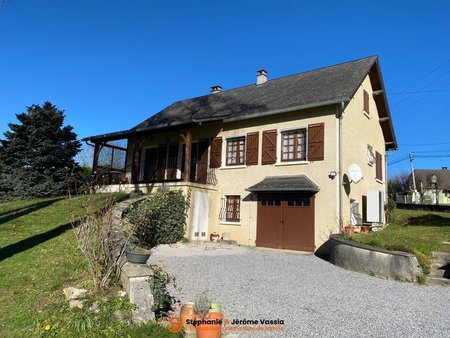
[409,153,418,203]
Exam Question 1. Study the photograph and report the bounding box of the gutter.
[337,101,346,230]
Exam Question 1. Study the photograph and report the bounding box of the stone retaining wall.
[110,197,155,323]
[329,234,422,281]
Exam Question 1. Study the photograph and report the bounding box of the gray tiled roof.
[84,55,396,150]
[132,56,377,131]
[246,175,320,192]
[409,169,450,191]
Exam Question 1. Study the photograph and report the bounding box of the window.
[367,145,375,166]
[260,197,281,206]
[226,137,245,165]
[281,129,306,161]
[363,90,370,115]
[220,195,241,223]
[287,197,310,207]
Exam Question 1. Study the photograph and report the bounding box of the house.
[83,56,397,253]
[406,168,450,205]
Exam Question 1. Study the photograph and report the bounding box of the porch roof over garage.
[246,175,320,193]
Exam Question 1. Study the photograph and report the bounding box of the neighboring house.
[405,168,450,205]
[84,56,396,253]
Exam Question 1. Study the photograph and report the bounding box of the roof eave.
[224,98,350,123]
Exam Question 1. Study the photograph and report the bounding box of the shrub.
[125,189,190,249]
[149,266,179,319]
[386,198,397,223]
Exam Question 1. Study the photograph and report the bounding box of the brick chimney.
[210,85,222,94]
[256,69,268,85]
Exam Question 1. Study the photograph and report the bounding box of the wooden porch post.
[131,138,144,184]
[182,129,192,182]
[92,142,101,183]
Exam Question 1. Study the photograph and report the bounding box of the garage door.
[256,193,315,251]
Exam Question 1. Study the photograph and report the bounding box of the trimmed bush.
[387,198,397,223]
[125,189,190,248]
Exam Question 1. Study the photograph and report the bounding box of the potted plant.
[122,207,152,264]
[344,224,354,236]
[193,291,223,338]
[124,245,151,264]
[360,225,371,234]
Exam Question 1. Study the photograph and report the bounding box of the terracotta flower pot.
[344,225,354,236]
[195,312,224,338]
[180,302,196,333]
[360,225,371,234]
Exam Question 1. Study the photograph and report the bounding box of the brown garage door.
[256,193,315,251]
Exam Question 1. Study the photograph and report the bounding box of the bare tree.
[388,170,410,194]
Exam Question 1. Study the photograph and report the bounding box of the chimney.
[210,85,222,94]
[256,69,268,85]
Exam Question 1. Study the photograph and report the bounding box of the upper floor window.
[363,90,370,115]
[281,129,306,161]
[226,137,245,165]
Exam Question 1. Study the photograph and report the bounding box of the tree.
[388,170,410,194]
[0,102,81,200]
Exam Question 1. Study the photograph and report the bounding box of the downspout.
[337,102,345,230]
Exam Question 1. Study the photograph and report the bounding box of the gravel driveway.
[149,242,450,337]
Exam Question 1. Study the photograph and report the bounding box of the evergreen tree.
[0,102,81,200]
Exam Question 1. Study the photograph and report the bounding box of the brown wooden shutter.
[209,137,222,168]
[262,130,277,165]
[307,123,324,161]
[375,151,382,180]
[363,90,369,113]
[246,132,259,165]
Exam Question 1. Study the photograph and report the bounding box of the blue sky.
[1,0,449,176]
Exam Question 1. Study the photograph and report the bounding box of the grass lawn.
[352,208,450,274]
[0,195,182,338]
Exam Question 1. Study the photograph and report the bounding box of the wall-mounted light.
[329,171,337,179]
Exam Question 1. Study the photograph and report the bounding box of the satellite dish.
[348,164,363,183]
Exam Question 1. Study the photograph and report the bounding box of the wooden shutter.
[307,123,324,161]
[363,90,369,113]
[209,137,222,168]
[246,132,259,165]
[262,130,277,165]
[375,151,382,180]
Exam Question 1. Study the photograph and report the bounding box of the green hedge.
[125,189,189,248]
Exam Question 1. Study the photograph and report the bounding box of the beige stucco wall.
[341,75,387,226]
[210,107,339,251]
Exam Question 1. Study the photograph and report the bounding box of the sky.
[0,0,449,176]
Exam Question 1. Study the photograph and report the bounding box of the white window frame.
[275,127,309,166]
[221,135,247,169]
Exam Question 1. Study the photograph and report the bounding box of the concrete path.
[149,242,450,337]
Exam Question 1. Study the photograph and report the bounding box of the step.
[427,276,450,286]
[429,269,448,278]
[431,251,450,264]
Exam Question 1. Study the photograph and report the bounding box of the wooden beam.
[373,90,384,96]
[379,117,390,122]
[182,129,192,182]
[131,138,144,184]
[93,143,100,175]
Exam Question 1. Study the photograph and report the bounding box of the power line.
[390,88,450,95]
[394,81,450,114]
[398,141,450,146]
[390,58,450,103]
